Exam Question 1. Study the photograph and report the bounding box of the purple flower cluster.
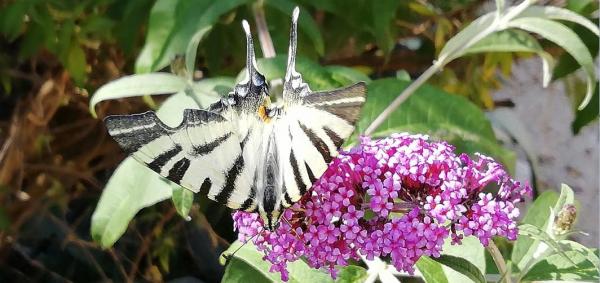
[233,133,531,281]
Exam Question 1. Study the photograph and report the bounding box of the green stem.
[363,61,442,135]
[487,241,511,283]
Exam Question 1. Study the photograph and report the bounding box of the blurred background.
[0,0,597,282]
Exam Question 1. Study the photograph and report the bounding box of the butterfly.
[104,7,366,230]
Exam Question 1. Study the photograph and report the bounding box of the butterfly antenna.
[224,230,262,264]
[285,7,299,82]
[241,20,258,83]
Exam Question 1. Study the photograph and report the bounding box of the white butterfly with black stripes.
[104,7,366,230]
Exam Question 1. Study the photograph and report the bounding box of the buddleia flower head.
[233,133,531,281]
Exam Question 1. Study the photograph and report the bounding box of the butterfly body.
[104,8,366,230]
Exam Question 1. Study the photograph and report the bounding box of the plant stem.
[487,241,511,283]
[363,61,442,135]
[252,0,276,59]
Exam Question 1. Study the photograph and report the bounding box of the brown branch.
[126,207,176,282]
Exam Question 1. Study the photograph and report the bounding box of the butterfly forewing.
[104,109,257,212]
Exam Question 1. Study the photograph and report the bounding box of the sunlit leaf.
[91,91,202,248]
[91,158,175,248]
[89,73,187,117]
[417,256,449,283]
[433,255,486,283]
[222,241,334,283]
[463,29,554,86]
[512,191,558,270]
[518,6,600,37]
[440,236,486,283]
[522,249,600,281]
[507,17,597,109]
[172,187,193,220]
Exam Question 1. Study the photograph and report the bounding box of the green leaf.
[553,21,599,81]
[185,26,212,80]
[172,187,194,220]
[0,0,34,41]
[371,0,401,55]
[513,192,559,268]
[416,256,449,283]
[135,0,248,73]
[518,6,600,37]
[265,0,325,55]
[91,158,174,248]
[89,73,187,117]
[335,266,368,283]
[66,43,87,86]
[440,236,486,283]
[518,224,571,262]
[438,12,495,62]
[495,0,505,16]
[222,241,334,283]
[572,82,599,134]
[463,29,554,86]
[507,17,597,109]
[521,250,600,281]
[553,184,575,217]
[559,240,600,273]
[91,91,202,248]
[432,255,486,283]
[355,78,514,169]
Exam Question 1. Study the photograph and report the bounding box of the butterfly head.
[231,20,269,112]
[259,207,282,231]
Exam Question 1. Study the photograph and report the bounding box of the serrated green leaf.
[507,17,597,109]
[518,6,600,37]
[463,29,554,86]
[89,73,187,117]
[265,0,324,55]
[355,78,514,169]
[172,187,194,220]
[222,241,334,283]
[135,0,248,73]
[416,256,449,283]
[432,255,486,283]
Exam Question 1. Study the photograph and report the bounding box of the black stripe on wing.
[215,154,245,204]
[298,122,332,164]
[104,109,226,154]
[303,82,366,125]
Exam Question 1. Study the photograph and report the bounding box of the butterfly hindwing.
[104,109,257,211]
[276,82,367,206]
